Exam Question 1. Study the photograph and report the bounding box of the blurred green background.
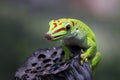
[0,0,120,80]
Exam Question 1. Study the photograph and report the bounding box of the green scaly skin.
[45,18,101,73]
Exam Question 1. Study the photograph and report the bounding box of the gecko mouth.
[54,35,63,38]
[45,33,64,40]
[53,34,64,40]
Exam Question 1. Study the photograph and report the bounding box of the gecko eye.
[66,24,71,31]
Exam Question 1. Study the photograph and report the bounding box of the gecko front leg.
[80,37,97,64]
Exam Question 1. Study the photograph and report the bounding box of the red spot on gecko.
[53,23,57,27]
[52,23,57,30]
[52,28,65,34]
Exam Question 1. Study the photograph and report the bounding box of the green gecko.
[45,18,101,72]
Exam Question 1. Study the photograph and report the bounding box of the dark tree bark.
[15,46,92,80]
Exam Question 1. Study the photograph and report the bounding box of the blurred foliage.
[0,0,120,80]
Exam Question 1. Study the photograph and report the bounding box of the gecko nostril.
[44,33,52,40]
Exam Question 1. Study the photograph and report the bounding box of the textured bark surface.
[15,46,92,80]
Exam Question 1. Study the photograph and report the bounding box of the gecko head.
[45,18,79,41]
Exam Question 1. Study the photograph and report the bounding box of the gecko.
[45,18,101,72]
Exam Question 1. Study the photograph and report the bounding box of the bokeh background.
[0,0,120,80]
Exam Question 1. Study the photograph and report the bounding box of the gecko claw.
[85,58,88,62]
[80,54,88,65]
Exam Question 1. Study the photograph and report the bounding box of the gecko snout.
[44,33,52,40]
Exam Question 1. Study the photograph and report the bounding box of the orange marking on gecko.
[52,23,57,30]
[52,27,65,34]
